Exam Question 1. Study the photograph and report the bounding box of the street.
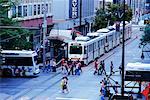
[0,26,146,100]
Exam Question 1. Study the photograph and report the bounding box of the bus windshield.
[2,57,33,66]
[70,45,82,54]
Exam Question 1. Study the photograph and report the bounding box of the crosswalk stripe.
[56,97,88,100]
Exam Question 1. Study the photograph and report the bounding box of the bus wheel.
[3,69,12,77]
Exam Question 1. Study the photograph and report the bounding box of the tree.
[93,9,108,31]
[0,0,33,50]
[140,25,150,46]
[93,4,133,31]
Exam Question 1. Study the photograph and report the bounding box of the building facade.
[8,0,53,27]
[52,0,95,35]
[8,0,53,50]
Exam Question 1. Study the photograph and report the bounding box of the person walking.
[61,76,69,93]
[110,61,114,75]
[98,61,102,75]
[101,60,106,75]
[94,59,99,75]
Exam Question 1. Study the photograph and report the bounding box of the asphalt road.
[0,26,146,100]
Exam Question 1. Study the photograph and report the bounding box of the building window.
[46,4,48,13]
[12,6,16,18]
[28,5,32,16]
[49,3,51,13]
[34,5,36,15]
[42,4,44,14]
[23,5,27,16]
[38,4,40,15]
[18,6,22,17]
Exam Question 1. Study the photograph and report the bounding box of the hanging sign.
[69,0,78,18]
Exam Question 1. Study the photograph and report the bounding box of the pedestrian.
[98,61,102,75]
[110,61,114,75]
[63,61,68,75]
[75,62,80,75]
[45,60,51,72]
[14,66,21,76]
[78,61,82,73]
[61,76,69,93]
[101,60,106,75]
[52,59,57,72]
[70,61,75,75]
[42,61,48,72]
[21,67,26,76]
[94,59,99,75]
[61,58,65,74]
[113,82,118,94]
[100,80,106,97]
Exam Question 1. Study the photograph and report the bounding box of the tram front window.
[70,46,82,54]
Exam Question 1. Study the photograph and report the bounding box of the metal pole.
[121,0,125,96]
[79,0,82,33]
[43,0,47,68]
[103,0,105,11]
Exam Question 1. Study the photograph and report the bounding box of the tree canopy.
[140,25,150,46]
[93,4,133,31]
[0,0,33,50]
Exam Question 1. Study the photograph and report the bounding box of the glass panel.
[18,6,22,17]
[23,5,27,16]
[12,6,16,18]
[70,46,82,54]
[34,5,36,15]
[2,57,33,66]
[28,5,32,16]
[38,4,40,14]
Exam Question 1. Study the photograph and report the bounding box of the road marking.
[56,97,88,100]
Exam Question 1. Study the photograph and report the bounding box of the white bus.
[125,62,150,81]
[0,50,40,77]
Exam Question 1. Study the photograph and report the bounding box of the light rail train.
[68,22,132,65]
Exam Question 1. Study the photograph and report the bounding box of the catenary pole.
[121,0,125,96]
[43,0,47,68]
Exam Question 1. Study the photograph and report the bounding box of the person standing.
[52,59,57,72]
[61,58,65,73]
[70,61,75,75]
[14,66,21,76]
[46,60,51,72]
[94,59,99,75]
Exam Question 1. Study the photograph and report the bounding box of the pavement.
[0,25,148,100]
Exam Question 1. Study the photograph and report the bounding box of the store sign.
[69,0,78,18]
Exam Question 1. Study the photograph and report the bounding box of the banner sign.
[69,0,78,19]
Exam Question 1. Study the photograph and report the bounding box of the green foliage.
[93,9,108,31]
[141,25,150,45]
[0,0,33,50]
[93,4,133,31]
